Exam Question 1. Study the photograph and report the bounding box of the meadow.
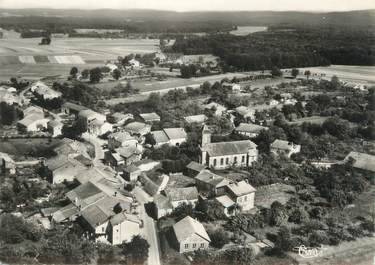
[230,26,268,36]
[0,37,159,80]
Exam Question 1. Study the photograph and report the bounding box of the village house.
[0,152,16,175]
[78,109,106,124]
[139,112,161,123]
[234,123,268,138]
[87,119,113,136]
[204,102,227,116]
[151,127,187,147]
[139,173,169,196]
[0,89,21,105]
[164,187,199,208]
[105,145,143,168]
[153,194,173,219]
[108,131,138,150]
[185,161,206,177]
[195,170,230,197]
[122,164,141,182]
[184,114,207,125]
[124,122,151,136]
[270,139,301,158]
[222,82,241,92]
[47,120,63,137]
[23,105,44,116]
[235,106,256,122]
[45,154,89,184]
[108,112,133,126]
[200,126,258,169]
[30,81,62,100]
[214,195,236,217]
[344,151,375,183]
[129,58,141,68]
[226,180,256,212]
[61,102,88,116]
[17,114,49,133]
[173,216,211,253]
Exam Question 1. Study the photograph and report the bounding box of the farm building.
[234,123,268,138]
[139,112,160,123]
[270,140,301,158]
[151,128,187,147]
[184,114,207,124]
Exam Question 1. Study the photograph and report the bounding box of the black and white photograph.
[0,0,374,265]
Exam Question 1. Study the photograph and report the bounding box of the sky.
[0,0,374,12]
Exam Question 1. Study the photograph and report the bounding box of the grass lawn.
[0,138,63,159]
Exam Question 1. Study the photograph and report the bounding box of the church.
[200,125,258,170]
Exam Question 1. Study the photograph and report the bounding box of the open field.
[0,37,159,80]
[300,65,375,85]
[230,26,268,36]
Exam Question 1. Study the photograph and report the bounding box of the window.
[185,244,189,249]
[234,156,237,163]
[226,157,229,164]
[102,227,105,232]
[193,243,196,248]
[200,243,205,248]
[213,159,217,166]
[244,196,247,201]
[220,158,224,165]
[242,156,245,163]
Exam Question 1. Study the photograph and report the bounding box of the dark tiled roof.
[203,140,257,157]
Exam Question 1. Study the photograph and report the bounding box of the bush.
[209,229,230,248]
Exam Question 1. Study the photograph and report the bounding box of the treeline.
[0,16,234,35]
[171,27,375,70]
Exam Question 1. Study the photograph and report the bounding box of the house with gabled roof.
[139,112,161,123]
[173,216,211,253]
[234,123,268,138]
[344,151,375,183]
[17,113,49,133]
[124,121,151,136]
[164,187,199,208]
[195,170,230,197]
[226,180,256,211]
[184,114,207,125]
[151,127,187,147]
[270,139,301,158]
[153,194,173,219]
[185,161,206,177]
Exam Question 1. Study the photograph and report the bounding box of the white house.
[129,59,140,68]
[173,216,211,253]
[222,82,241,92]
[235,106,255,122]
[226,180,256,212]
[87,119,113,136]
[124,122,151,136]
[204,102,227,116]
[48,120,63,137]
[30,81,62,100]
[184,114,207,124]
[108,131,138,150]
[151,128,187,147]
[270,139,301,158]
[139,112,160,123]
[17,114,49,133]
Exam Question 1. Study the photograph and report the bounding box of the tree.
[269,201,288,226]
[223,247,255,265]
[81,69,90,79]
[112,68,121,80]
[70,67,78,78]
[121,235,149,265]
[39,36,51,45]
[89,67,103,83]
[291,68,299,78]
[144,133,156,146]
[0,102,18,125]
[304,70,311,79]
[330,75,340,90]
[271,67,282,77]
[209,229,230,248]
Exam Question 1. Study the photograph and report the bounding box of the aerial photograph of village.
[0,0,374,265]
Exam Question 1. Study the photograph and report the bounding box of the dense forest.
[170,27,375,70]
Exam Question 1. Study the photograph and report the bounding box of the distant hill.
[0,8,374,28]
